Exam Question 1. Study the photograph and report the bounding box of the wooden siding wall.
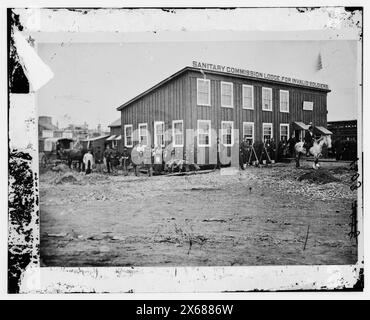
[120,70,328,163]
[110,127,121,136]
[187,71,328,143]
[121,73,188,150]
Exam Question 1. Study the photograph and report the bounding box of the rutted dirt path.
[40,161,358,266]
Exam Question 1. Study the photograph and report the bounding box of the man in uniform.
[103,145,113,174]
[94,146,103,173]
[304,125,314,156]
[240,137,250,169]
[121,146,131,175]
[287,134,298,157]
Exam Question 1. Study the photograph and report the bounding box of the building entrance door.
[294,130,304,142]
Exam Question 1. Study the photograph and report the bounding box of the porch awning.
[106,135,117,141]
[115,135,122,140]
[292,121,309,131]
[315,126,333,135]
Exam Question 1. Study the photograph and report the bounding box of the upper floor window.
[280,90,289,113]
[262,87,272,111]
[242,85,254,109]
[221,81,233,108]
[197,78,211,106]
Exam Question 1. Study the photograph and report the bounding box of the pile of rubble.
[297,169,340,184]
[244,166,356,201]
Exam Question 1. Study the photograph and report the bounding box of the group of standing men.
[81,126,317,174]
[82,145,131,175]
[239,125,316,167]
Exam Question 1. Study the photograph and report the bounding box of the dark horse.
[66,149,86,171]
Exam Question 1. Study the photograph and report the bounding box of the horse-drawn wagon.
[38,137,74,167]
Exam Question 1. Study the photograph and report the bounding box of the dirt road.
[40,161,358,267]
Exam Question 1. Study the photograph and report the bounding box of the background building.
[38,116,58,139]
[106,118,122,150]
[327,120,357,160]
[327,120,357,142]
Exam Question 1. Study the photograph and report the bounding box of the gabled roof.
[108,118,121,127]
[117,66,331,111]
[117,67,189,111]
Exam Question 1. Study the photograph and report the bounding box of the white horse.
[294,135,332,169]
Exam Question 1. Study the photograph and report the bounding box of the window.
[280,124,289,142]
[197,120,211,147]
[154,121,164,147]
[221,81,233,108]
[112,140,118,148]
[280,90,289,113]
[124,125,133,147]
[242,85,254,109]
[138,123,148,146]
[243,122,254,145]
[197,78,211,106]
[221,121,234,146]
[172,120,184,147]
[262,87,272,111]
[262,123,273,142]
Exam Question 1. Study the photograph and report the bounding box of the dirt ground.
[40,160,358,267]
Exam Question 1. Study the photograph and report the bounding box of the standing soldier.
[269,137,276,163]
[240,137,249,169]
[121,146,130,175]
[103,145,113,174]
[111,146,119,174]
[216,137,221,169]
[287,134,297,158]
[94,146,103,173]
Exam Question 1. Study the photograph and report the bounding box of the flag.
[317,53,323,71]
[200,69,206,79]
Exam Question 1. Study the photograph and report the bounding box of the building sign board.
[192,61,329,90]
[303,101,314,111]
[42,129,53,138]
[63,131,73,139]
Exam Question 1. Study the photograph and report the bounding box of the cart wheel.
[40,154,47,168]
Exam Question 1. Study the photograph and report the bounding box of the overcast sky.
[37,38,358,130]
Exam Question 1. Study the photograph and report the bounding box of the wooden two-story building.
[117,62,331,164]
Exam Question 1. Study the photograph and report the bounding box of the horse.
[294,135,332,169]
[65,148,86,171]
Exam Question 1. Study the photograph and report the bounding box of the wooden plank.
[166,169,215,177]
